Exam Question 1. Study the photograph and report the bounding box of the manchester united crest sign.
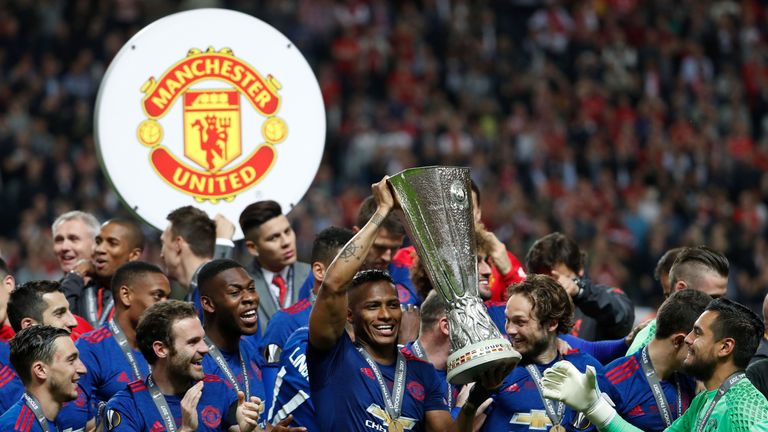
[95,9,325,238]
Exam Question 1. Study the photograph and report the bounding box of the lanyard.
[696,372,745,432]
[204,337,250,399]
[23,393,53,432]
[146,374,178,432]
[356,346,407,424]
[108,319,146,381]
[410,340,452,407]
[640,346,681,427]
[526,364,566,428]
[85,286,113,327]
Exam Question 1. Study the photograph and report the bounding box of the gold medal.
[549,425,566,432]
[387,419,405,432]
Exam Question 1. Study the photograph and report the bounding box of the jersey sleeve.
[625,320,655,356]
[422,365,449,412]
[561,335,628,365]
[104,394,143,432]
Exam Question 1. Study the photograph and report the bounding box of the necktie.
[273,274,287,308]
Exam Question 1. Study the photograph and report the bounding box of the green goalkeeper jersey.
[603,376,768,432]
[626,319,656,356]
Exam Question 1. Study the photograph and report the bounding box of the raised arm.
[308,178,394,351]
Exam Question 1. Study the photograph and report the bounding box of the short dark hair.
[105,218,145,251]
[311,227,354,267]
[669,246,729,287]
[348,269,396,307]
[508,274,575,334]
[705,298,763,369]
[525,232,585,275]
[197,259,245,297]
[355,196,406,236]
[111,261,165,297]
[654,247,684,282]
[8,281,62,332]
[655,289,712,339]
[10,325,70,385]
[137,300,198,365]
[166,206,215,258]
[239,200,283,241]
[420,290,447,329]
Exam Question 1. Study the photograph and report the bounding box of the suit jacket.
[249,261,311,334]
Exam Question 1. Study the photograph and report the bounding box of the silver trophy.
[388,166,521,385]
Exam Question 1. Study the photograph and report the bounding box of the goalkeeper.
[541,298,768,431]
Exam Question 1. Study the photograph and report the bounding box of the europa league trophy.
[388,167,521,385]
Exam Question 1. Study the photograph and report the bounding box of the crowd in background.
[2,0,768,312]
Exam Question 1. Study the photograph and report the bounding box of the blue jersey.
[202,339,265,426]
[268,327,316,430]
[0,341,24,415]
[401,341,460,412]
[481,352,617,432]
[0,397,58,432]
[308,332,448,432]
[105,374,237,431]
[604,349,696,431]
[260,299,312,358]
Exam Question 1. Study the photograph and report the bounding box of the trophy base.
[446,338,522,385]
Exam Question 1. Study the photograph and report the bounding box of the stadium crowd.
[2,0,768,431]
[3,0,768,311]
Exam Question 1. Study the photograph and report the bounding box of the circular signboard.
[95,8,325,239]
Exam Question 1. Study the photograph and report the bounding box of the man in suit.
[239,200,310,333]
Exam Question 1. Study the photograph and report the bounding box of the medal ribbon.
[640,346,681,427]
[695,372,745,432]
[356,346,407,424]
[23,393,52,432]
[146,374,178,432]
[204,337,250,399]
[526,364,566,428]
[108,319,147,381]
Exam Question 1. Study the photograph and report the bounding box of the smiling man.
[52,211,100,275]
[197,259,267,427]
[542,297,768,432]
[308,178,454,432]
[61,219,145,328]
[0,325,87,431]
[239,201,310,332]
[105,300,265,431]
[465,274,615,432]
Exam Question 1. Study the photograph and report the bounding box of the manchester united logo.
[137,47,288,202]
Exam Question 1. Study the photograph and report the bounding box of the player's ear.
[153,341,169,360]
[717,337,736,358]
[20,317,37,329]
[312,262,325,282]
[201,295,215,313]
[119,285,132,308]
[672,333,686,350]
[245,240,259,257]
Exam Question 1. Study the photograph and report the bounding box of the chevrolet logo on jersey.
[366,404,417,432]
[510,409,553,430]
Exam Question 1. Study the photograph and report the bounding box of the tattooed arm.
[308,177,395,351]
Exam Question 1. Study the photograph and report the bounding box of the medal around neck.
[388,166,521,384]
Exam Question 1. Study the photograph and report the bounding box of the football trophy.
[388,166,521,384]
